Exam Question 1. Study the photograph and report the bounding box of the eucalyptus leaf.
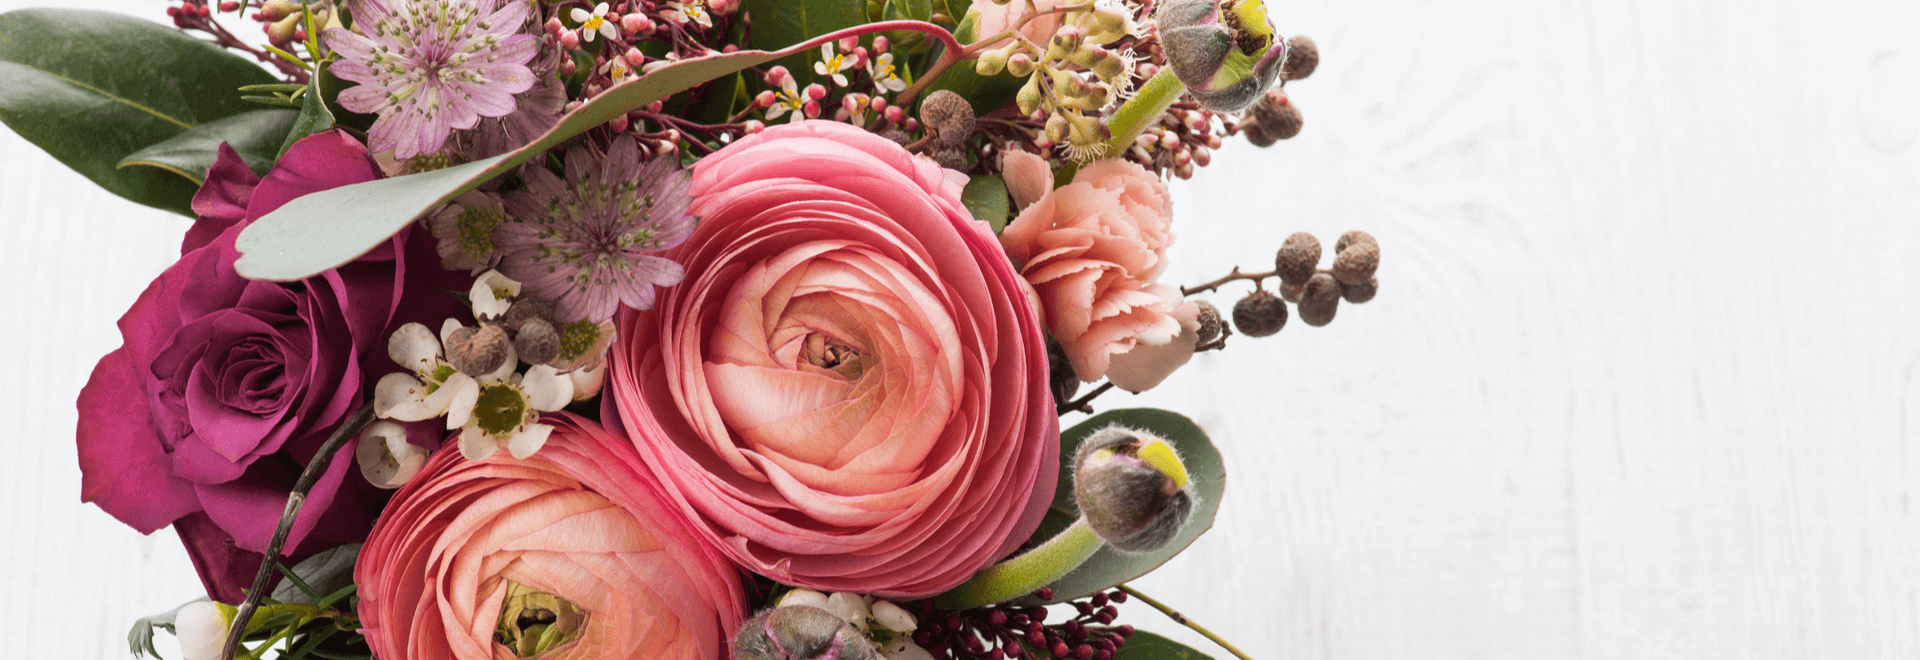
[118,109,298,182]
[0,8,280,215]
[270,543,362,605]
[1114,631,1216,660]
[1023,408,1224,605]
[961,174,1010,233]
[236,45,829,281]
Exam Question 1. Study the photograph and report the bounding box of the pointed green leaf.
[235,46,814,281]
[1025,408,1225,604]
[277,61,338,158]
[1114,632,1216,660]
[0,8,280,215]
[118,109,298,182]
[961,174,1010,233]
[270,543,361,605]
[740,0,864,86]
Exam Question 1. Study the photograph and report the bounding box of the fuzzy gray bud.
[1157,0,1287,112]
[1281,35,1318,81]
[734,606,878,660]
[1072,425,1195,553]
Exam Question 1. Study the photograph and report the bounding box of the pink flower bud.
[545,16,564,35]
[869,95,887,112]
[620,13,653,34]
[559,28,581,49]
[647,100,665,112]
[710,0,737,15]
[883,106,905,124]
[838,36,858,52]
[609,114,629,133]
[873,36,891,54]
[764,65,790,87]
[743,119,766,134]
[803,99,822,118]
[804,84,827,101]
[754,90,777,108]
[218,1,238,11]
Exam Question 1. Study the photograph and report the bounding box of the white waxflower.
[471,269,522,320]
[355,420,430,489]
[570,2,619,42]
[814,43,853,87]
[869,52,908,93]
[450,360,573,460]
[372,321,492,422]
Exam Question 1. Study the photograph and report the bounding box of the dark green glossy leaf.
[1025,408,1225,604]
[278,61,339,158]
[741,0,864,86]
[0,8,280,215]
[118,109,297,182]
[236,46,824,281]
[962,174,1010,232]
[1114,632,1216,660]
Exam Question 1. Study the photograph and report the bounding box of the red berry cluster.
[907,587,1136,660]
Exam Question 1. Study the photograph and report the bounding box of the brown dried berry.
[921,90,976,148]
[932,145,970,171]
[1232,289,1288,337]
[514,317,561,366]
[1340,276,1378,303]
[1243,90,1303,144]
[1331,241,1379,285]
[1275,232,1321,285]
[1298,273,1341,327]
[1192,300,1224,345]
[445,324,512,375]
[1279,280,1305,303]
[1281,35,1319,81]
[498,298,556,332]
[1242,121,1281,148]
[1335,230,1376,254]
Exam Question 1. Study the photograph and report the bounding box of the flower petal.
[522,364,574,410]
[387,322,441,372]
[505,422,554,459]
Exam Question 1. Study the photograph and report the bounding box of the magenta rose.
[77,130,467,603]
[607,120,1059,597]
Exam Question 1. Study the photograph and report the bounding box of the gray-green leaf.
[0,8,280,215]
[270,543,362,605]
[961,174,1011,233]
[1114,631,1217,660]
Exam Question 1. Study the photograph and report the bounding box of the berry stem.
[1181,266,1278,296]
[1113,585,1255,660]
[1057,381,1116,416]
[219,402,376,660]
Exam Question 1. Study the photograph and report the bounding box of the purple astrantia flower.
[495,136,696,324]
[323,0,539,160]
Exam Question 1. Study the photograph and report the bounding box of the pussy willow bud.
[1231,289,1287,337]
[1275,231,1320,285]
[1281,35,1319,81]
[921,90,976,147]
[735,606,879,660]
[1073,426,1195,553]
[1299,273,1340,326]
[1156,0,1287,112]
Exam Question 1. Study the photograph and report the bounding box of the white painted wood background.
[5,0,1919,657]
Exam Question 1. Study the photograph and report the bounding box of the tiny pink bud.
[744,120,766,134]
[803,99,822,118]
[663,128,681,143]
[609,114,630,133]
[560,58,578,76]
[765,66,790,87]
[1173,149,1192,166]
[710,0,737,14]
[804,84,827,100]
[545,16,564,35]
[1161,133,1182,149]
[1176,162,1195,179]
[903,118,919,131]
[838,36,858,52]
[869,95,887,112]
[883,106,905,124]
[620,13,652,34]
[1191,145,1211,167]
[559,29,581,49]
[1206,134,1222,149]
[1033,135,1055,149]
[657,139,678,155]
[754,90,777,107]
[722,44,738,52]
[873,36,891,53]
[218,1,238,11]
[647,100,665,112]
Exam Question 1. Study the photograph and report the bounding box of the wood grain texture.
[4,0,1918,658]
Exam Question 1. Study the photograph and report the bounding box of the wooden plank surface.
[3,0,1917,657]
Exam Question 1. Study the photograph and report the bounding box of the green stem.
[1114,585,1256,660]
[1056,67,1185,182]
[935,519,1104,608]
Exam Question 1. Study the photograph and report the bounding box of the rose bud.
[1072,425,1195,553]
[734,606,879,660]
[1155,0,1287,113]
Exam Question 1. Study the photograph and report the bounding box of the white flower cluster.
[775,589,935,660]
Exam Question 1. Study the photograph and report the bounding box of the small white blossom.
[661,0,712,27]
[814,43,853,87]
[869,52,907,93]
[570,2,618,42]
[355,420,430,488]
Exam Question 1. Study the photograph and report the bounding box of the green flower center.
[556,320,602,362]
[472,383,528,436]
[458,205,505,258]
[494,582,588,657]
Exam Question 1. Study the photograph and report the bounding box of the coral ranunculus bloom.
[608,120,1059,597]
[356,413,747,660]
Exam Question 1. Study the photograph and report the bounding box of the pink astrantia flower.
[324,0,538,160]
[495,136,696,324]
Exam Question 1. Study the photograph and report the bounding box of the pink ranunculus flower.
[77,130,468,603]
[356,413,747,660]
[607,120,1058,597]
[999,154,1189,384]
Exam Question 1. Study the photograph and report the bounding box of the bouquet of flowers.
[0,0,1380,656]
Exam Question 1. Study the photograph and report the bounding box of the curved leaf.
[118,109,298,182]
[1025,408,1225,605]
[1115,632,1216,660]
[236,35,861,282]
[0,8,280,215]
[961,174,1010,232]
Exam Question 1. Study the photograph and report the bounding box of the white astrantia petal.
[777,588,830,611]
[569,361,607,401]
[871,600,917,633]
[826,592,871,631]
[374,373,436,421]
[506,422,554,459]
[470,270,522,319]
[388,322,441,373]
[356,420,426,488]
[174,601,230,660]
[458,426,499,460]
[521,364,574,411]
[443,373,482,430]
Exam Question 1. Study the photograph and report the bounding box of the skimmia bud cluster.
[974,6,1142,162]
[904,588,1136,660]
